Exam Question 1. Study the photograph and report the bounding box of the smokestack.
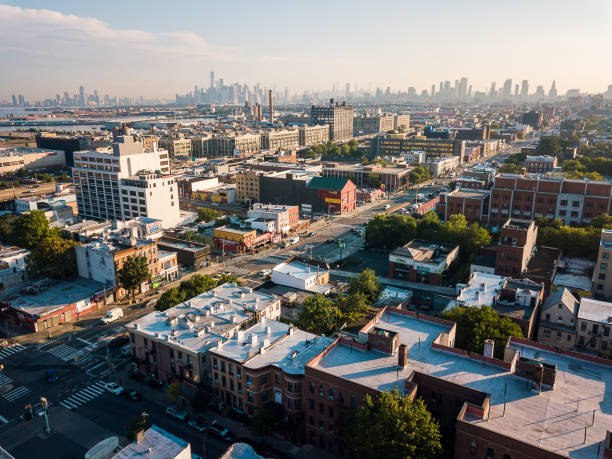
[268,90,274,123]
[256,103,262,122]
[398,343,408,369]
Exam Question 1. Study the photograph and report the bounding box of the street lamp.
[40,397,50,434]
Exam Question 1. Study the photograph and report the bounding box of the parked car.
[259,269,272,277]
[306,231,315,238]
[166,405,188,421]
[207,423,233,442]
[383,204,391,210]
[101,308,124,324]
[326,238,335,244]
[188,417,209,433]
[45,369,59,383]
[103,382,124,395]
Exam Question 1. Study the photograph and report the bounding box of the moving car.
[103,382,124,395]
[188,417,209,433]
[259,269,272,277]
[123,389,141,401]
[46,369,59,383]
[383,204,391,210]
[109,335,129,348]
[166,405,188,421]
[101,308,123,324]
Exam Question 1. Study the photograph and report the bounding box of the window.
[431,391,442,404]
[470,440,478,455]
[604,327,610,337]
[543,329,551,337]
[213,358,218,369]
[261,374,268,385]
[221,361,225,372]
[600,273,606,280]
[581,322,587,331]
[247,391,253,402]
[579,336,585,346]
[601,262,607,271]
[275,374,280,384]
[309,399,314,409]
[486,448,495,459]
[572,201,580,207]
[602,341,608,351]
[295,399,301,410]
[261,390,268,402]
[545,313,550,321]
[309,381,314,393]
[228,364,233,376]
[319,402,324,414]
[604,252,609,260]
[556,332,562,340]
[592,324,599,334]
[560,200,568,206]
[247,375,252,386]
[329,406,334,417]
[567,334,572,341]
[319,385,324,397]
[328,388,334,400]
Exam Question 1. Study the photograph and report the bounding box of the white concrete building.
[271,260,331,293]
[423,155,460,176]
[247,203,298,234]
[0,147,66,173]
[112,425,191,459]
[73,135,178,227]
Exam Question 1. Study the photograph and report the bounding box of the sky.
[1,0,611,100]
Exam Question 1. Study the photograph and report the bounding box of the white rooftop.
[112,425,190,459]
[127,283,279,354]
[578,297,612,323]
[456,271,505,307]
[309,309,612,458]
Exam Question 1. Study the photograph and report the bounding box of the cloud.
[0,5,237,98]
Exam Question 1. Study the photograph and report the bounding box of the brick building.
[436,189,490,225]
[322,162,411,192]
[388,239,459,285]
[524,155,557,173]
[302,306,612,457]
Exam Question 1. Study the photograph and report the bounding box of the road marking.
[0,374,13,386]
[0,415,8,424]
[76,338,93,346]
[59,381,106,409]
[0,344,26,359]
[2,386,30,402]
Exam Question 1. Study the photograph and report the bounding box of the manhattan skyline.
[1,0,611,100]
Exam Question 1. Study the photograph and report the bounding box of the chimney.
[398,343,408,369]
[135,429,146,444]
[483,339,494,358]
[250,334,258,345]
[268,90,274,123]
[266,326,271,336]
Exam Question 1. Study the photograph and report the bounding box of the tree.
[155,287,186,311]
[409,166,431,186]
[336,292,369,323]
[9,210,55,249]
[498,163,523,174]
[347,268,381,304]
[536,136,563,156]
[440,306,524,359]
[250,404,282,437]
[197,208,222,222]
[297,294,342,335]
[118,256,150,300]
[127,412,152,441]
[179,274,216,298]
[345,388,442,459]
[167,381,182,402]
[216,273,243,286]
[26,236,77,279]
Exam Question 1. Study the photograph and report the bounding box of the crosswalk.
[0,373,13,386]
[59,381,106,410]
[0,344,26,360]
[46,344,85,362]
[2,386,30,403]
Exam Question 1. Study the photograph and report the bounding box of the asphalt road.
[0,182,67,201]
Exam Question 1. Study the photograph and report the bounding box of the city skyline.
[1,1,611,100]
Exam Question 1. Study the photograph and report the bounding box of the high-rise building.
[79,85,86,106]
[489,81,497,97]
[549,80,557,98]
[535,85,545,98]
[458,77,468,99]
[502,79,512,97]
[210,70,214,89]
[520,80,529,97]
[268,90,274,123]
[311,99,354,141]
[514,84,520,97]
[11,95,17,106]
[72,135,179,228]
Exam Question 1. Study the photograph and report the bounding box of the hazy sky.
[2,0,611,100]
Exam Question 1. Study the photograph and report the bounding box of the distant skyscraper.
[210,70,215,89]
[520,80,529,97]
[458,77,468,99]
[345,83,350,99]
[431,84,436,98]
[535,85,545,98]
[79,85,86,106]
[467,85,472,97]
[11,95,17,106]
[489,81,497,97]
[502,79,512,97]
[514,84,520,97]
[549,80,557,98]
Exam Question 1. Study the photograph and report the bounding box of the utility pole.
[40,397,50,434]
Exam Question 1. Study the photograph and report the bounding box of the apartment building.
[127,283,281,385]
[353,114,394,135]
[159,138,192,158]
[436,189,491,225]
[190,135,213,158]
[488,173,612,227]
[0,147,66,173]
[298,125,329,147]
[537,288,579,349]
[423,155,460,176]
[592,229,612,298]
[576,297,612,358]
[495,219,537,278]
[373,134,465,159]
[322,162,411,192]
[303,306,612,457]
[75,228,177,298]
[261,129,299,151]
[208,319,333,424]
[208,133,261,157]
[72,136,176,226]
[235,170,263,204]
[524,155,557,173]
[247,203,299,234]
[311,100,354,141]
[388,239,459,284]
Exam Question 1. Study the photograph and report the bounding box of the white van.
[101,308,124,324]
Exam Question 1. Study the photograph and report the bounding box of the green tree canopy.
[178,274,216,298]
[197,208,222,222]
[440,306,524,359]
[118,256,150,299]
[536,136,563,156]
[409,166,431,185]
[155,287,186,311]
[26,236,77,280]
[9,210,55,249]
[347,268,381,304]
[216,273,243,286]
[297,294,342,336]
[336,292,369,323]
[345,388,442,459]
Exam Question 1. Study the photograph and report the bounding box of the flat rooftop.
[0,147,62,157]
[112,425,189,459]
[127,283,278,354]
[578,298,612,323]
[391,239,458,263]
[447,189,490,199]
[158,237,208,252]
[309,309,612,458]
[5,277,105,317]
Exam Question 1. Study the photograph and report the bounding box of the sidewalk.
[111,367,333,458]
